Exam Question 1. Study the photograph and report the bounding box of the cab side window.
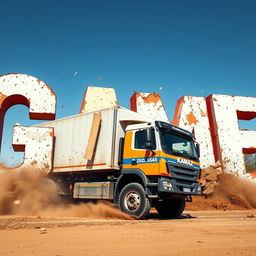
[134,129,156,150]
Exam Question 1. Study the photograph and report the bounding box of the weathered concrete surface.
[0,73,56,120]
[80,86,118,113]
[173,96,215,168]
[173,94,256,180]
[12,125,54,174]
[207,94,256,180]
[1,74,255,181]
[130,92,169,122]
[0,73,56,171]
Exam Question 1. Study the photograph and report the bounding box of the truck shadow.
[147,212,197,220]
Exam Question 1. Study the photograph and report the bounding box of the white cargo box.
[36,106,152,173]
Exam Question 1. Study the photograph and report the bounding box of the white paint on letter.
[130,92,168,122]
[12,125,54,174]
[173,96,215,168]
[0,73,56,172]
[208,94,256,180]
[80,86,118,113]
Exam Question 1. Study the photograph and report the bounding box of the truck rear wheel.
[155,198,185,218]
[118,183,151,219]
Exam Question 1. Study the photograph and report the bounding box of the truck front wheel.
[155,198,185,218]
[118,183,151,219]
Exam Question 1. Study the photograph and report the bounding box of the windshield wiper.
[171,150,183,157]
[172,150,197,161]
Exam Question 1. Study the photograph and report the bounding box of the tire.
[118,183,151,219]
[155,198,185,218]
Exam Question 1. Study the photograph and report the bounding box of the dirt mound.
[200,161,222,196]
[187,169,256,211]
[0,168,133,219]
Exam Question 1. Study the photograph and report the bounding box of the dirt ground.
[1,168,256,255]
[0,210,256,256]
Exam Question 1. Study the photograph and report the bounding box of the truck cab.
[116,121,201,218]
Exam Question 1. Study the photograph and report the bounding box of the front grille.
[162,163,201,194]
[167,163,199,183]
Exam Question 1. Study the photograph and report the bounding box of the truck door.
[123,128,160,176]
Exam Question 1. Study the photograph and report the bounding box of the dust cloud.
[187,166,256,211]
[213,172,256,209]
[0,168,133,219]
[1,166,256,216]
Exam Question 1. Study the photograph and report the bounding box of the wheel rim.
[124,191,141,211]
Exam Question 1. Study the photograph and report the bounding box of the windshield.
[159,129,198,160]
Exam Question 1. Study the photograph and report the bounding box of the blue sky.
[0,0,256,166]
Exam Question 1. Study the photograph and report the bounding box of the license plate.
[183,187,191,193]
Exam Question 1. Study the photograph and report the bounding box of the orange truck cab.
[114,121,201,219]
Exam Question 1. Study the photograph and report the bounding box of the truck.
[37,106,201,219]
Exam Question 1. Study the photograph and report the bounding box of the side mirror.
[195,142,200,158]
[145,128,152,148]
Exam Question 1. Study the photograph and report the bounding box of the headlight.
[163,181,173,191]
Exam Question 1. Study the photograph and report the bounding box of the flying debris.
[73,71,78,77]
[13,200,20,205]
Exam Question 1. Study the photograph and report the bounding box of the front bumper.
[158,176,201,196]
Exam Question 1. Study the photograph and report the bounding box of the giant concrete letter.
[12,125,54,174]
[207,94,256,179]
[173,96,215,168]
[80,86,118,113]
[0,73,56,173]
[130,92,169,122]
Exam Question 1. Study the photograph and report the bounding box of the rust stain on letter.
[186,111,198,125]
[141,93,161,104]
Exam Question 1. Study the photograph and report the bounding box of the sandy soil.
[1,168,256,255]
[0,210,256,256]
